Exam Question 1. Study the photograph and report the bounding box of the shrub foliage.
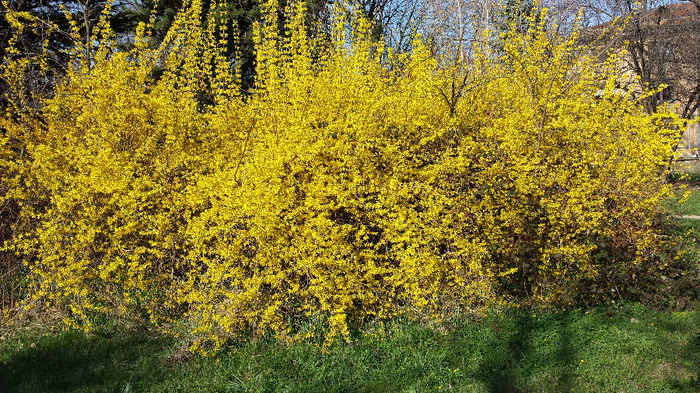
[0,0,682,351]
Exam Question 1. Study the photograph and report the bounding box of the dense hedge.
[0,0,682,352]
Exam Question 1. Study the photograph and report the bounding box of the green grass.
[682,191,700,216]
[668,186,700,264]
[669,170,700,216]
[670,190,700,216]
[671,217,700,264]
[1,304,698,393]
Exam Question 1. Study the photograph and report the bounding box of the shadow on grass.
[679,310,700,389]
[475,313,535,392]
[554,314,576,393]
[0,329,172,393]
[651,306,700,391]
[473,311,579,393]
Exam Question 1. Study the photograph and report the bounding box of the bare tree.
[625,1,699,117]
[581,1,699,118]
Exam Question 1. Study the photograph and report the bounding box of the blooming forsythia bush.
[0,1,681,351]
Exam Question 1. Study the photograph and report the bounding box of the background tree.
[1,0,334,93]
[0,0,108,100]
[581,0,700,118]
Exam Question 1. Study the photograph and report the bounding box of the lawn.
[669,189,700,217]
[669,169,700,216]
[669,174,700,263]
[1,303,698,393]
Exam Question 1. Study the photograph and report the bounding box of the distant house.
[584,2,700,158]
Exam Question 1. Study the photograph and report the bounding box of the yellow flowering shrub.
[1,1,681,351]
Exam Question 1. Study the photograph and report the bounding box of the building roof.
[640,2,699,23]
[581,2,699,44]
